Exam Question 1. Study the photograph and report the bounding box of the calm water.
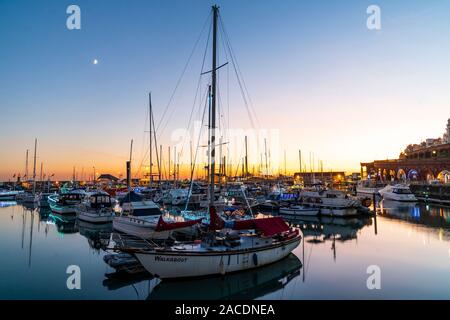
[0,200,449,300]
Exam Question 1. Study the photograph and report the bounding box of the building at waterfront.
[294,171,345,184]
[361,119,450,183]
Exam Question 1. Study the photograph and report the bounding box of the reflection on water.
[147,254,302,300]
[77,221,113,251]
[0,200,449,299]
[380,200,450,229]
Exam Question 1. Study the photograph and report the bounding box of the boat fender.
[253,253,258,266]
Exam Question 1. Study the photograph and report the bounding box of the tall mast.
[159,144,162,183]
[299,149,302,173]
[244,135,248,179]
[264,139,268,178]
[25,149,29,181]
[209,5,219,207]
[174,146,177,187]
[32,138,37,195]
[168,146,171,183]
[149,92,153,188]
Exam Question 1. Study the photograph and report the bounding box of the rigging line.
[218,15,261,155]
[185,86,210,211]
[219,14,261,130]
[151,104,161,184]
[218,16,231,145]
[156,11,212,137]
[136,107,149,178]
[233,140,246,178]
[135,106,152,179]
[177,21,212,159]
[219,21,262,161]
[156,24,212,146]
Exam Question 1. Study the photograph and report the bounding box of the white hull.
[51,207,76,214]
[279,207,319,216]
[379,185,417,202]
[134,236,301,279]
[77,211,115,223]
[380,194,417,202]
[113,216,172,240]
[356,187,382,195]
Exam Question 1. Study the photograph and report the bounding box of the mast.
[264,139,268,178]
[149,92,153,188]
[299,149,302,173]
[159,144,162,183]
[40,162,43,185]
[25,149,29,181]
[244,135,248,179]
[208,5,219,207]
[174,146,177,187]
[168,146,171,183]
[32,138,37,195]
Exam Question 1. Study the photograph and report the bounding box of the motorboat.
[299,188,360,216]
[113,191,201,240]
[48,190,85,214]
[75,191,115,223]
[378,184,417,202]
[356,180,385,195]
[119,191,162,216]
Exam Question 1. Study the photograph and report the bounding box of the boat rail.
[111,232,162,251]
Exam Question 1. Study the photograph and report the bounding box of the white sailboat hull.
[134,236,301,279]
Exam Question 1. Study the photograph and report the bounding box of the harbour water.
[0,200,449,300]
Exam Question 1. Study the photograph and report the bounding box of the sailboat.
[22,139,38,206]
[119,5,301,279]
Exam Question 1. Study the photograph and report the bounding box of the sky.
[1,0,450,181]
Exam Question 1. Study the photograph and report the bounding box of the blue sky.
[1,0,450,179]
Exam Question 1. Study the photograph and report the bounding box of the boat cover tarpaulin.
[253,217,289,236]
[155,216,203,232]
[209,206,289,236]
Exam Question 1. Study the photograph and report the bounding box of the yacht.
[378,184,417,202]
[113,191,200,239]
[75,191,115,223]
[119,191,162,216]
[48,190,85,214]
[299,188,359,216]
[356,180,385,195]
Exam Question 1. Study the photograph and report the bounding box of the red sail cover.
[253,217,289,236]
[155,216,203,232]
[209,205,289,236]
[209,206,225,231]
